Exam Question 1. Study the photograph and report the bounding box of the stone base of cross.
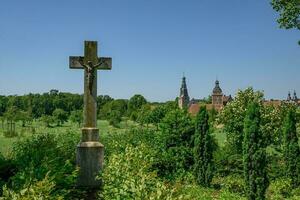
[69,41,112,188]
[76,128,104,187]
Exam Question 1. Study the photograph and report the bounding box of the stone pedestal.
[76,128,104,188]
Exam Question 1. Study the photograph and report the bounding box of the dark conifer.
[194,106,215,187]
[243,102,268,200]
[283,108,300,188]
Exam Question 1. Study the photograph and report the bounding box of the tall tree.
[243,102,268,200]
[128,94,147,116]
[283,108,300,188]
[52,109,68,126]
[69,110,83,127]
[272,0,300,44]
[193,107,215,187]
[219,87,264,153]
[159,109,194,176]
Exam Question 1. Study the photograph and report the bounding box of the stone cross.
[69,41,112,188]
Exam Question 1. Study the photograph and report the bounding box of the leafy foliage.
[283,108,300,188]
[52,109,68,126]
[101,144,175,200]
[1,174,64,200]
[7,131,79,197]
[243,102,269,200]
[272,0,300,30]
[219,87,264,153]
[39,115,55,127]
[108,110,122,128]
[158,109,194,178]
[128,94,147,116]
[69,110,83,127]
[193,107,216,187]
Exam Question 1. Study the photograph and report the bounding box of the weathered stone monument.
[69,41,112,188]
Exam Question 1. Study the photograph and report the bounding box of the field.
[0,96,299,199]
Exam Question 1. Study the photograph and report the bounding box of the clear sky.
[0,0,299,102]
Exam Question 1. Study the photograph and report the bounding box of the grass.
[0,119,138,157]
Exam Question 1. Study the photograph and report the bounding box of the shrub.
[243,102,268,200]
[283,108,300,188]
[100,144,175,200]
[193,107,216,187]
[267,178,290,199]
[220,175,245,195]
[9,131,79,194]
[157,109,194,178]
[1,174,64,200]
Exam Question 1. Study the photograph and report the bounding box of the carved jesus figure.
[79,60,104,94]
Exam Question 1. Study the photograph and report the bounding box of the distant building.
[178,75,190,109]
[293,90,298,102]
[287,91,292,101]
[211,80,232,111]
[286,90,299,105]
[185,79,232,115]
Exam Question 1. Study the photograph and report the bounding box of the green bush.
[214,145,243,177]
[243,102,268,200]
[193,107,216,187]
[283,108,300,188]
[1,174,64,200]
[7,131,79,196]
[101,128,160,158]
[100,144,175,200]
[267,178,292,199]
[157,109,194,178]
[220,175,245,195]
[0,154,16,195]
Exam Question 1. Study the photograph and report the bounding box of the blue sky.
[0,0,299,102]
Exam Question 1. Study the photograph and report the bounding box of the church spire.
[213,79,223,94]
[293,90,298,101]
[287,91,292,101]
[178,75,190,109]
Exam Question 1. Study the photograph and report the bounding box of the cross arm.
[69,56,84,69]
[69,56,112,70]
[96,57,112,70]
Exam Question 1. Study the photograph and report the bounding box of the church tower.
[212,79,223,110]
[287,91,292,101]
[293,90,298,102]
[178,75,190,109]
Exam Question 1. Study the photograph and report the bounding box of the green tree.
[148,105,167,130]
[137,104,152,127]
[261,104,284,146]
[243,102,268,200]
[4,106,19,122]
[193,107,216,187]
[283,108,300,188]
[159,109,194,177]
[16,111,32,127]
[69,110,83,127]
[272,0,300,44]
[272,0,300,29]
[128,94,147,116]
[218,87,264,153]
[98,99,128,120]
[52,109,68,126]
[0,96,8,116]
[0,116,5,129]
[40,115,55,127]
[108,110,122,128]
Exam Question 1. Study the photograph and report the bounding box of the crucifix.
[69,41,112,188]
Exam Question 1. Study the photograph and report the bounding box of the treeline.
[0,87,300,199]
[0,89,171,128]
